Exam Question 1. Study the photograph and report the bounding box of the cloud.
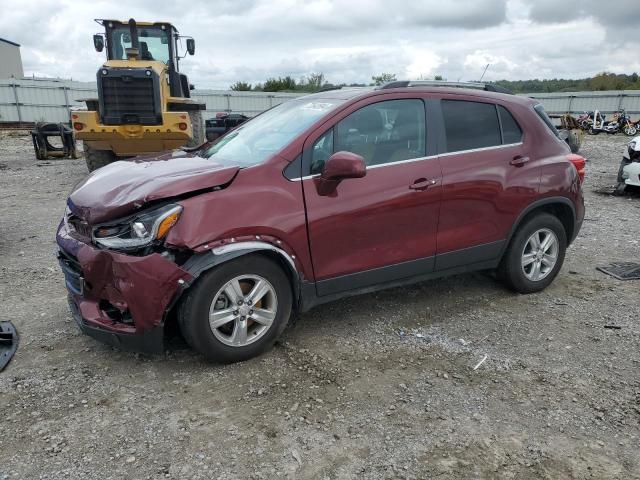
[524,0,640,33]
[401,0,507,28]
[0,0,637,89]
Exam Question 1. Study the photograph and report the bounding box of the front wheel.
[178,255,292,363]
[623,125,638,136]
[498,213,567,294]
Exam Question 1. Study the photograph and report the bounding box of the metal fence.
[521,90,640,119]
[1,77,639,124]
[0,78,303,124]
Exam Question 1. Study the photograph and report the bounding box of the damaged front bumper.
[56,221,193,354]
[619,161,640,188]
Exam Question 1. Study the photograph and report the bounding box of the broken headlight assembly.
[92,204,182,250]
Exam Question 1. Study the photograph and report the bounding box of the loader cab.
[94,19,195,98]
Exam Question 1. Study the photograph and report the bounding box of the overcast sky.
[1,0,639,88]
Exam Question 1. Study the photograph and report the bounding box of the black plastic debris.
[597,262,640,281]
[0,321,18,371]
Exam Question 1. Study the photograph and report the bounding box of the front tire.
[623,125,637,136]
[178,255,292,363]
[498,213,567,294]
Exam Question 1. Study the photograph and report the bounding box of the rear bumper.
[72,110,193,156]
[56,220,193,354]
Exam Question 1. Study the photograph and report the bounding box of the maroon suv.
[57,82,585,362]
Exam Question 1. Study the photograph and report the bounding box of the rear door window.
[442,100,501,152]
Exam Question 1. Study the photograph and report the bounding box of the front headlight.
[92,204,182,249]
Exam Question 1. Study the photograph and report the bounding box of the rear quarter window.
[534,104,560,137]
[497,105,523,144]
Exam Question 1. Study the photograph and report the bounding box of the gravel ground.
[0,132,639,480]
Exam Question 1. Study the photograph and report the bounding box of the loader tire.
[83,143,116,172]
[186,110,205,148]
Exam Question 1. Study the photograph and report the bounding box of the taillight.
[73,122,84,131]
[568,154,585,184]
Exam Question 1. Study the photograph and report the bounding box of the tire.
[186,110,205,148]
[566,132,580,153]
[83,143,116,172]
[623,125,637,137]
[587,127,599,135]
[498,213,567,294]
[178,254,293,363]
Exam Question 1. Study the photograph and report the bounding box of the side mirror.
[186,38,195,55]
[93,34,104,53]
[317,151,366,195]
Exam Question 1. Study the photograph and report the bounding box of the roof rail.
[377,80,513,95]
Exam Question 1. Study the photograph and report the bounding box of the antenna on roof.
[479,63,490,82]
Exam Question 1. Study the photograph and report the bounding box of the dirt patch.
[1,132,639,479]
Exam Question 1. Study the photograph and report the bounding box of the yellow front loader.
[73,19,206,171]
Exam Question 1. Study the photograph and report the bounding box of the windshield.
[108,26,170,63]
[202,98,345,166]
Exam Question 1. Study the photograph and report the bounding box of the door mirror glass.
[186,38,195,55]
[93,34,104,53]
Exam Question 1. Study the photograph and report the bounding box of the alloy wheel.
[208,275,278,347]
[521,228,559,282]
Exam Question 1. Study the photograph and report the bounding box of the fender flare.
[502,196,577,256]
[180,241,302,300]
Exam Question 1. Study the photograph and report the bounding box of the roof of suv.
[307,85,537,107]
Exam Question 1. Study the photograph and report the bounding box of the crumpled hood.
[68,152,239,224]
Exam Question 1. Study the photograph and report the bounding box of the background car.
[205,113,249,141]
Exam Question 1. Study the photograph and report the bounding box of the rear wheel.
[186,111,205,148]
[83,143,116,172]
[623,125,638,136]
[178,255,292,363]
[498,213,567,294]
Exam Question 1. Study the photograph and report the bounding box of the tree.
[434,75,444,81]
[371,73,397,86]
[263,76,297,92]
[230,81,252,91]
[303,72,326,91]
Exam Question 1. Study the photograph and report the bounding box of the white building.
[0,38,24,78]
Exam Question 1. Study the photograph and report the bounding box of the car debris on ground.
[0,321,18,371]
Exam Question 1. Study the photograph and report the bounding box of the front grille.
[100,75,159,125]
[58,249,83,295]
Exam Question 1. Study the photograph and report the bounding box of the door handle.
[510,155,530,167]
[409,178,437,191]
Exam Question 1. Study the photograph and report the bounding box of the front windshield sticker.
[300,102,336,111]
